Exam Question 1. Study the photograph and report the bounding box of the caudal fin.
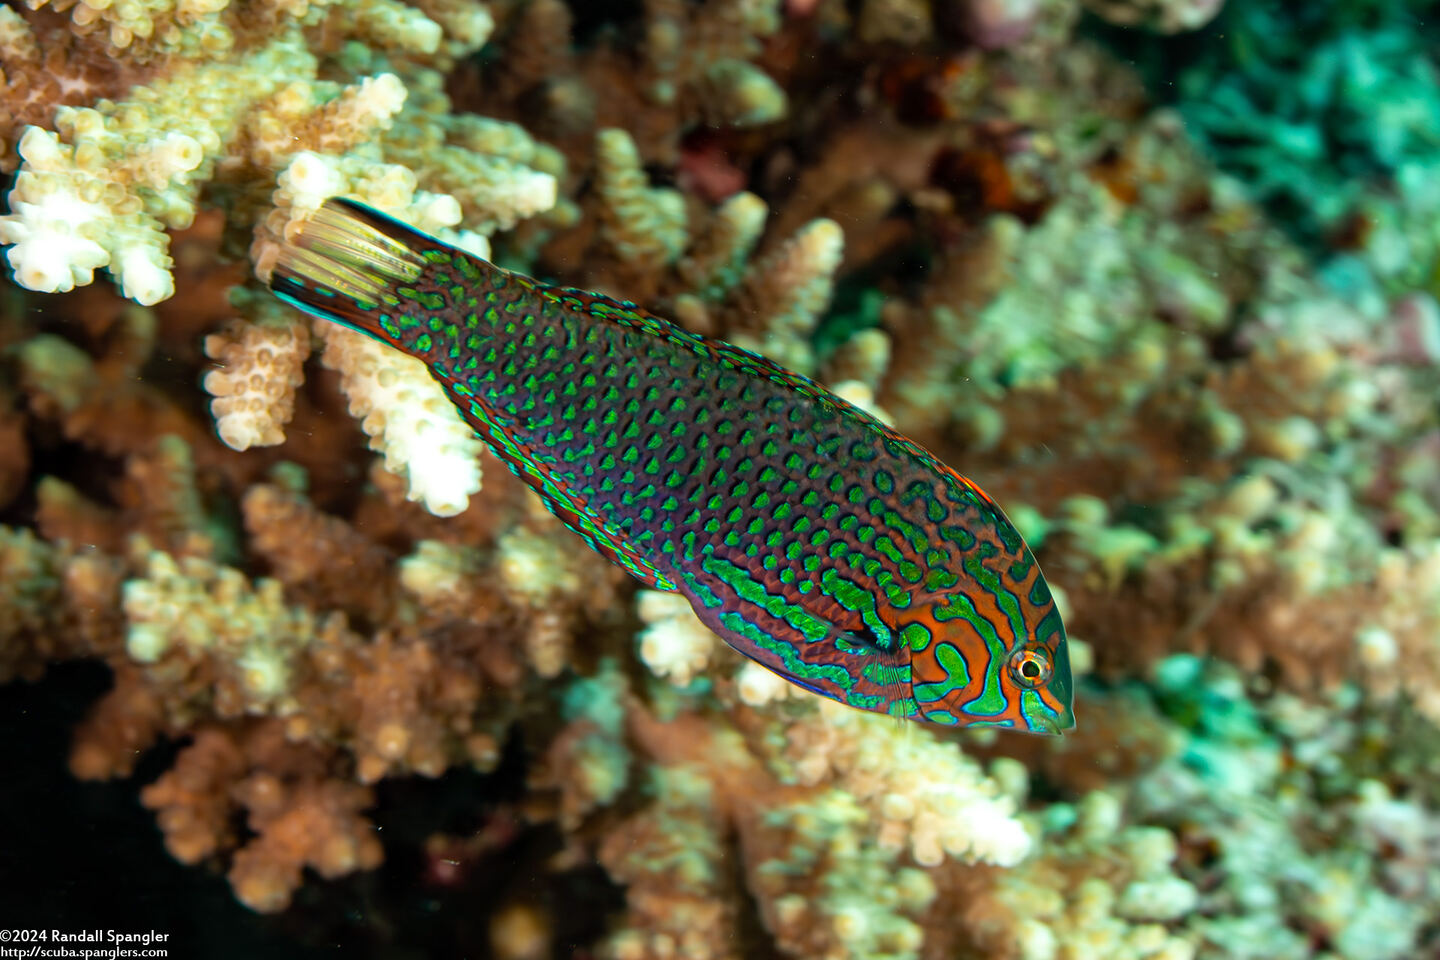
[264,198,446,338]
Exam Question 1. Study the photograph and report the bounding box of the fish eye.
[1007,646,1052,689]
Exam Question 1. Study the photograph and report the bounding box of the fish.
[266,197,1075,734]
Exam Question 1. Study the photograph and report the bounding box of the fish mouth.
[1016,683,1075,736]
[1022,694,1074,736]
[1029,714,1066,736]
[1042,697,1076,736]
[1047,632,1076,734]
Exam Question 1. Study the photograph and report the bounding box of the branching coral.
[635,588,719,688]
[3,0,1440,957]
[776,700,1033,869]
[41,521,579,906]
[0,0,557,514]
[313,320,485,517]
[0,527,122,683]
[599,766,740,960]
[752,789,938,960]
[202,293,311,451]
[721,215,845,373]
[141,720,385,913]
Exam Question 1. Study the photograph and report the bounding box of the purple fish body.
[267,198,1074,734]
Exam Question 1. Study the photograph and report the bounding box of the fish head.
[907,555,1075,736]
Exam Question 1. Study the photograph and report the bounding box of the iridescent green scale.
[268,198,1075,734]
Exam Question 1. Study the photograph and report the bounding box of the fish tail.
[264,197,450,344]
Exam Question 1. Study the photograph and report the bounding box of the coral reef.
[3,0,1439,957]
[1128,0,1440,263]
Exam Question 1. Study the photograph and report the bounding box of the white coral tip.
[115,246,174,305]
